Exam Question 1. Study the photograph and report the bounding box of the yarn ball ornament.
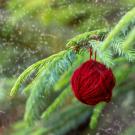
[71,50,115,105]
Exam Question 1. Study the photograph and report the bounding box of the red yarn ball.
[71,59,115,105]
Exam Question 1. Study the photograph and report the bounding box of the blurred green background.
[0,0,135,135]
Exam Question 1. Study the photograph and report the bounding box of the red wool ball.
[71,59,115,105]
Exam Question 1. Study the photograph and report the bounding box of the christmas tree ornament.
[71,48,115,105]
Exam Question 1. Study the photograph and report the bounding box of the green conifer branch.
[9,7,135,134]
[10,50,70,96]
[54,51,88,91]
[42,102,91,135]
[24,49,76,123]
[90,102,106,129]
[41,86,72,119]
[66,29,107,48]
[101,7,135,51]
[10,57,52,96]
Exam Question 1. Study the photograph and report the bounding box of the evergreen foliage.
[24,50,76,123]
[9,7,135,135]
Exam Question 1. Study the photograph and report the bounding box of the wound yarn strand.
[71,48,115,105]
